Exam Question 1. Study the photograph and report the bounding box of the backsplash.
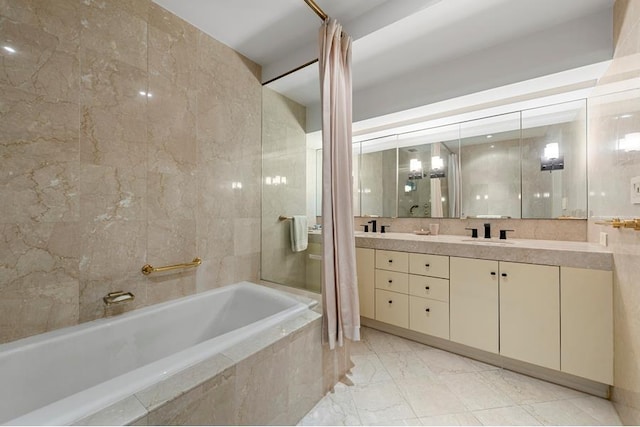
[0,0,261,343]
[354,217,587,241]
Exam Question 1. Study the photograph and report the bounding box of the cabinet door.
[409,253,449,279]
[356,248,375,319]
[450,257,499,353]
[376,250,409,273]
[375,269,409,294]
[375,289,409,328]
[500,262,560,370]
[409,296,449,339]
[561,267,613,384]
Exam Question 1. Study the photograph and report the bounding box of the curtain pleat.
[319,19,360,350]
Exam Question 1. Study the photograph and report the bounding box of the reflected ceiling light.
[541,142,564,171]
[619,132,640,151]
[138,90,153,98]
[431,156,444,170]
[409,158,422,172]
[620,114,633,118]
[3,45,16,53]
[543,142,559,159]
[486,135,493,138]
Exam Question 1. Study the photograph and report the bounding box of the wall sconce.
[619,133,640,152]
[408,158,423,180]
[540,142,564,171]
[429,155,445,178]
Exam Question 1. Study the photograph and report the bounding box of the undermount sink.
[462,239,515,245]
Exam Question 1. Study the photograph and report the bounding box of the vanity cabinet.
[450,257,499,353]
[561,267,613,384]
[356,248,375,319]
[499,262,560,370]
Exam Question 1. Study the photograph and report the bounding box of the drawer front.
[409,275,449,302]
[409,253,449,278]
[409,296,449,339]
[375,269,409,294]
[375,289,409,328]
[376,250,409,273]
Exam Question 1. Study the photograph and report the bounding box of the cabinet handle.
[424,263,430,268]
[425,286,430,290]
[388,279,393,283]
[388,300,393,304]
[425,308,430,312]
[388,259,393,263]
[501,273,508,277]
[490,272,496,276]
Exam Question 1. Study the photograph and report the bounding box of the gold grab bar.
[141,257,202,275]
[595,218,640,230]
[279,215,293,221]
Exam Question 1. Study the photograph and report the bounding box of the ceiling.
[153,0,615,133]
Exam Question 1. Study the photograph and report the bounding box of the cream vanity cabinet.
[451,257,560,369]
[356,248,375,319]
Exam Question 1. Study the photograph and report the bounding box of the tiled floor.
[299,327,621,426]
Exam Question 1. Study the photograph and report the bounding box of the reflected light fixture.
[429,155,445,178]
[408,158,423,180]
[3,45,16,53]
[619,133,640,152]
[541,142,564,171]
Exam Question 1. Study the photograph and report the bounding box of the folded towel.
[290,215,308,252]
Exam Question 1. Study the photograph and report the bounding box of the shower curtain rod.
[304,0,328,21]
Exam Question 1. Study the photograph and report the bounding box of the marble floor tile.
[420,412,482,426]
[377,351,435,380]
[472,406,542,426]
[363,328,415,353]
[298,383,361,426]
[350,380,417,424]
[396,376,468,417]
[347,354,391,384]
[349,338,375,356]
[300,327,621,426]
[522,400,602,425]
[443,372,515,411]
[415,348,484,376]
[568,396,623,425]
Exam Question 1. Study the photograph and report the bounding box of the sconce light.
[540,142,564,171]
[408,158,423,180]
[619,133,640,152]
[429,155,445,178]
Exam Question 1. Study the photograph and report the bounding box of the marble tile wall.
[0,0,262,343]
[587,0,640,424]
[261,87,308,288]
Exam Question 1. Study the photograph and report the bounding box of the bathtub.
[0,282,315,425]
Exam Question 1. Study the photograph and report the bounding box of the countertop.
[354,232,613,270]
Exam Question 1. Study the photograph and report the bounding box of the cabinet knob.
[388,300,393,304]
[501,273,508,277]
[425,286,430,290]
[424,263,430,268]
[388,259,393,263]
[388,279,393,283]
[425,308,430,312]
[490,272,496,276]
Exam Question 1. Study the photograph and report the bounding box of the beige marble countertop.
[354,232,613,270]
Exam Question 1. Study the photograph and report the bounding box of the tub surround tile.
[72,395,148,426]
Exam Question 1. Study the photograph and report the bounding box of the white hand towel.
[290,215,308,252]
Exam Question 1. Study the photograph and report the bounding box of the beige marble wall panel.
[147,171,196,222]
[588,2,640,423]
[0,15,79,100]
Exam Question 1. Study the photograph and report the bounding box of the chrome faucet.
[103,291,135,306]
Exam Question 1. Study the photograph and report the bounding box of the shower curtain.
[319,18,360,349]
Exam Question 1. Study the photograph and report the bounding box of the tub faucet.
[103,291,135,306]
[484,223,491,239]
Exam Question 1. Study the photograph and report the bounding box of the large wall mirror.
[315,98,588,220]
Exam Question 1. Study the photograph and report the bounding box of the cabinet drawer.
[409,296,449,339]
[375,289,409,328]
[409,275,449,302]
[375,269,409,294]
[409,253,449,278]
[376,250,409,273]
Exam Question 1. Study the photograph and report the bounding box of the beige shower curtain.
[319,18,360,349]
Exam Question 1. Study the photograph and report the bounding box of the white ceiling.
[152,0,615,133]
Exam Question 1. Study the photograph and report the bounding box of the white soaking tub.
[0,282,312,425]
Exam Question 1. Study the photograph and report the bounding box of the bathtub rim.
[2,282,319,426]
